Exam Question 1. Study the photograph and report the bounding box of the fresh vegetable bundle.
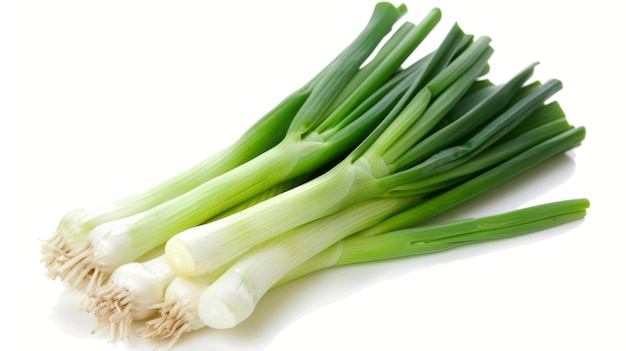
[41,2,588,348]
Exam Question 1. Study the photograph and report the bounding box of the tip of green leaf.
[428,7,442,21]
[375,2,408,17]
[396,3,408,16]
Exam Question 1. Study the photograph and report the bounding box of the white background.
[4,1,625,350]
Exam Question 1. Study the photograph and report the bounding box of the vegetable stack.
[41,2,588,348]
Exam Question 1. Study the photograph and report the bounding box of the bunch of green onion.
[41,2,588,347]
